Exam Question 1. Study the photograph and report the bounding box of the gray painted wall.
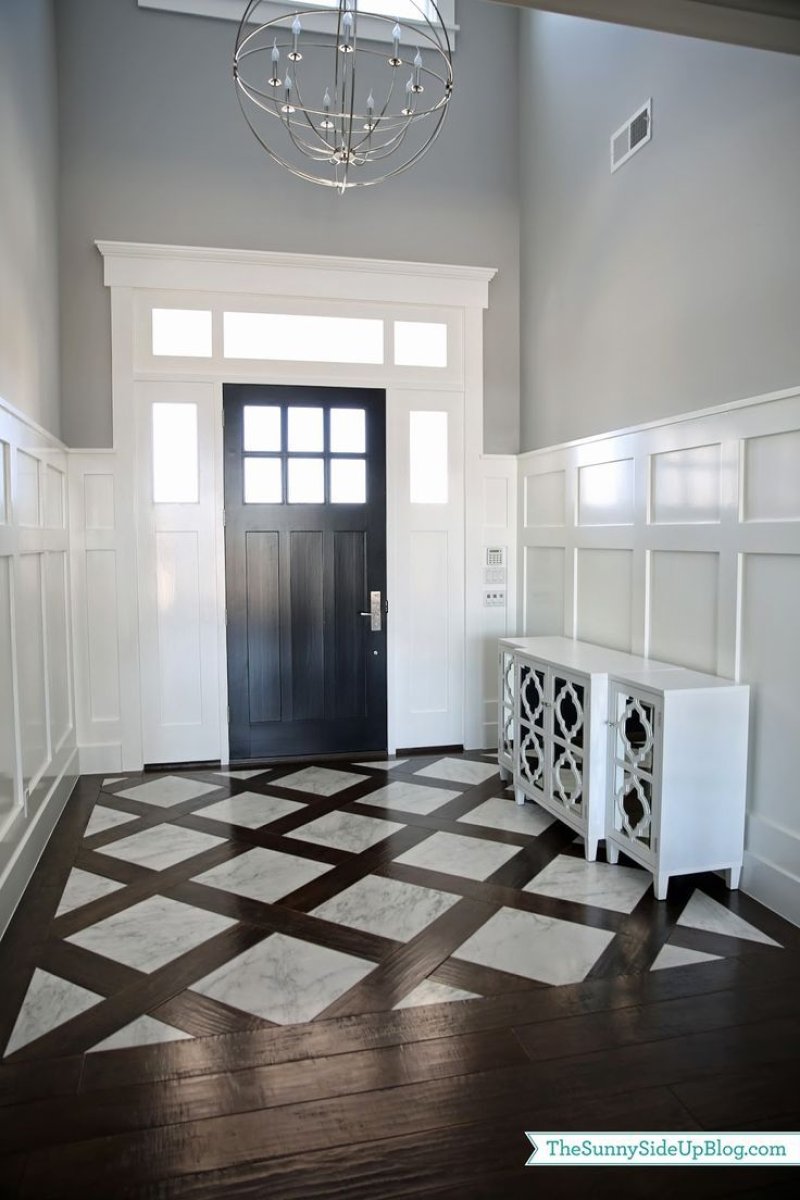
[56,0,520,451]
[0,0,60,437]
[519,10,800,450]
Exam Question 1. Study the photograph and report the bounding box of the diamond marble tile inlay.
[191,933,374,1024]
[312,875,459,941]
[67,895,235,972]
[454,907,615,986]
[198,791,305,829]
[413,757,498,786]
[56,869,125,916]
[458,796,553,837]
[677,890,781,947]
[650,943,722,971]
[116,776,221,809]
[286,810,404,853]
[276,766,366,796]
[83,806,138,838]
[4,970,102,1057]
[393,979,479,1009]
[194,847,332,904]
[89,1015,193,1053]
[393,830,519,881]
[353,759,409,771]
[358,780,460,816]
[524,855,652,914]
[95,824,226,872]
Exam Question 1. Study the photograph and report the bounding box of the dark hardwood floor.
[0,756,798,1198]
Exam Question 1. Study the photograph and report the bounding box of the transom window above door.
[241,403,368,505]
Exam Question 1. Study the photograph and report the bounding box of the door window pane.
[244,457,282,504]
[223,312,384,364]
[288,458,325,504]
[244,405,281,451]
[288,407,324,452]
[330,458,366,504]
[395,321,448,368]
[330,408,366,454]
[410,411,448,504]
[152,309,212,358]
[152,403,199,503]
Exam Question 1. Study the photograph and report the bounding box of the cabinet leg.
[654,872,669,901]
[514,787,526,807]
[725,865,742,890]
[585,836,598,863]
[606,843,620,865]
[499,766,511,785]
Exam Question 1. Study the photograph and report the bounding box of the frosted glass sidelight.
[288,407,324,452]
[244,458,282,504]
[223,312,384,364]
[152,403,199,503]
[244,406,281,452]
[288,458,325,504]
[410,411,448,504]
[152,308,213,358]
[394,321,448,368]
[330,458,366,504]
[330,408,366,453]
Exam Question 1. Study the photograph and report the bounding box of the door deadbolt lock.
[360,591,382,632]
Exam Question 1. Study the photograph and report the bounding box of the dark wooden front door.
[223,385,387,761]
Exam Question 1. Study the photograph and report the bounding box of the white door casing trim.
[91,241,499,767]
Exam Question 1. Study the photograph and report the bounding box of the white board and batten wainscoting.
[0,398,78,938]
[517,386,800,927]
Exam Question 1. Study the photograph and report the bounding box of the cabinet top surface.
[499,636,678,678]
[608,665,747,693]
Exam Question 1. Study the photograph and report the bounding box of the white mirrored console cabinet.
[498,637,750,900]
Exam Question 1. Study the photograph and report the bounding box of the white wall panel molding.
[0,396,78,939]
[518,384,800,927]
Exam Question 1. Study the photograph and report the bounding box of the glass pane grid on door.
[242,403,367,506]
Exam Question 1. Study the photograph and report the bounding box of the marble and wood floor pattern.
[0,751,798,1198]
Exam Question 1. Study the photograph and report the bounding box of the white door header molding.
[96,242,498,310]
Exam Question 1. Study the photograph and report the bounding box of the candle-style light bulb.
[269,38,281,87]
[364,90,376,131]
[321,86,334,131]
[402,75,414,116]
[413,47,423,92]
[339,3,354,51]
[281,72,295,114]
[389,21,401,66]
[289,15,302,61]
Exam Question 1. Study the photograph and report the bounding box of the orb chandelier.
[233,1,454,192]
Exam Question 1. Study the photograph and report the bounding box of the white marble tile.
[413,757,498,786]
[677,891,781,947]
[56,869,125,916]
[4,970,102,1057]
[89,1015,193,1053]
[312,875,458,941]
[454,907,615,986]
[524,855,652,914]
[67,895,235,972]
[287,810,404,853]
[213,769,267,779]
[198,791,304,829]
[194,847,331,904]
[96,824,226,871]
[458,797,553,838]
[116,776,221,809]
[102,777,126,787]
[277,766,365,796]
[393,979,479,1009]
[192,933,374,1024]
[83,805,138,838]
[393,831,519,881]
[358,781,460,816]
[650,943,722,972]
[353,759,409,771]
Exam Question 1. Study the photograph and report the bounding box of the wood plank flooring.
[0,754,798,1197]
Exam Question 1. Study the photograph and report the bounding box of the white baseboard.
[742,851,800,929]
[0,748,79,940]
[78,744,123,775]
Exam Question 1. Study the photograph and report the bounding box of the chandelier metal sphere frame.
[233,1,454,192]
